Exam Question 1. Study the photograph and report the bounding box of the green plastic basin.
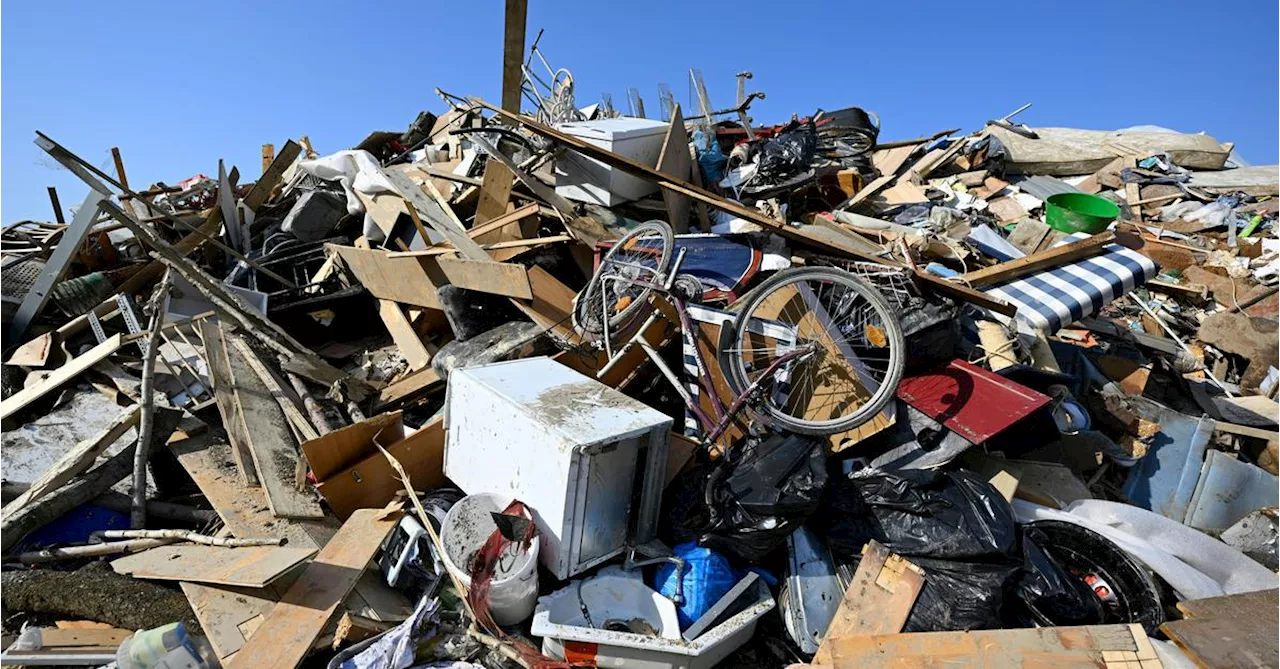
[1044,193,1120,234]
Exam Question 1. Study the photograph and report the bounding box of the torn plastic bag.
[754,121,818,183]
[819,468,1021,631]
[663,433,827,563]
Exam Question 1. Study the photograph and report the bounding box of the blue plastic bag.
[652,542,739,630]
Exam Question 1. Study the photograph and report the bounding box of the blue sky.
[3,0,1277,223]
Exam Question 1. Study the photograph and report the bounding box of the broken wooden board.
[813,540,925,665]
[2,405,141,518]
[372,367,444,412]
[111,545,315,588]
[468,202,539,245]
[4,332,54,367]
[1161,589,1278,669]
[223,334,322,519]
[377,300,433,371]
[656,104,694,233]
[474,159,516,226]
[823,623,1157,668]
[379,165,490,261]
[203,320,258,484]
[228,507,402,669]
[37,626,133,647]
[1,333,137,422]
[329,244,532,309]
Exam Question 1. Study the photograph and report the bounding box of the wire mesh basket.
[809,258,920,311]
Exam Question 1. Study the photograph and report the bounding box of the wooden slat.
[378,300,433,370]
[230,336,320,443]
[228,507,401,669]
[39,627,133,648]
[111,545,315,588]
[474,160,516,226]
[223,335,322,519]
[468,202,539,244]
[203,320,258,484]
[961,231,1117,287]
[813,540,925,664]
[823,623,1148,668]
[655,104,694,233]
[372,367,444,412]
[1,333,133,422]
[2,406,141,517]
[379,167,489,261]
[330,245,532,309]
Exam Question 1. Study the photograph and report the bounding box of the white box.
[444,357,673,580]
[554,118,671,207]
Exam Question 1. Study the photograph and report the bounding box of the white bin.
[554,118,671,207]
[440,492,540,626]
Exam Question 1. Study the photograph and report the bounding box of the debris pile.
[2,28,1278,669]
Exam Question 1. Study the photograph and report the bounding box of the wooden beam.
[961,231,1117,287]
[473,99,1015,316]
[201,320,258,485]
[111,147,129,191]
[6,189,108,343]
[223,334,323,519]
[501,0,528,114]
[228,507,401,669]
[261,144,275,175]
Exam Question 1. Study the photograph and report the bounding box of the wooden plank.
[1163,607,1276,668]
[1,333,132,422]
[1176,588,1278,620]
[7,189,108,342]
[39,627,133,647]
[379,166,490,261]
[372,367,444,412]
[330,245,532,309]
[1,406,141,517]
[510,265,580,343]
[230,336,320,443]
[961,231,1117,287]
[468,202,539,244]
[474,160,517,227]
[378,300,433,370]
[111,545,315,588]
[229,507,402,669]
[223,335,323,519]
[203,320,258,484]
[1213,420,1280,441]
[824,623,1146,668]
[501,0,527,113]
[183,581,283,660]
[655,104,693,233]
[392,234,570,259]
[314,417,445,519]
[813,540,925,664]
[477,99,1014,316]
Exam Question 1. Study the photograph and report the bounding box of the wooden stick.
[91,529,283,546]
[132,269,173,528]
[961,231,1116,287]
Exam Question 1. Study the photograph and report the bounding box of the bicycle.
[572,220,906,448]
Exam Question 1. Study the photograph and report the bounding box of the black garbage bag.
[819,468,1021,632]
[663,433,827,563]
[1007,529,1106,629]
[1012,520,1165,635]
[755,121,819,183]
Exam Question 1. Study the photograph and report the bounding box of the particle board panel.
[111,545,316,588]
[813,540,925,665]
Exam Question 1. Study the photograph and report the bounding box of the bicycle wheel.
[573,220,674,337]
[723,267,905,435]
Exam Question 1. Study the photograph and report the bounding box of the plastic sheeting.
[298,150,399,242]
[1013,499,1278,601]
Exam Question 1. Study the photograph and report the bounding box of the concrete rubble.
[1,11,1277,669]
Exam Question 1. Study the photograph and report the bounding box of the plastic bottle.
[115,622,219,669]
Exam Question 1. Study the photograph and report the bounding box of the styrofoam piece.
[534,576,775,669]
[1014,499,1278,601]
[444,357,672,581]
[554,118,670,207]
[1184,450,1279,531]
[440,493,540,626]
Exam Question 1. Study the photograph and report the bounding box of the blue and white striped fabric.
[984,233,1158,334]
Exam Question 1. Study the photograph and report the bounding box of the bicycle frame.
[592,250,816,449]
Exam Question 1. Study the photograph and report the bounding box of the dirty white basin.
[532,566,775,669]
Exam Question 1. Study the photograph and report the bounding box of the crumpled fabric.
[1013,499,1278,601]
[298,149,399,242]
[341,596,443,669]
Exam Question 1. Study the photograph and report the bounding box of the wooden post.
[501,0,528,114]
[261,144,275,174]
[47,187,66,225]
[111,147,129,191]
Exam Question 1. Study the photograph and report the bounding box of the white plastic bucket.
[441,492,540,626]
